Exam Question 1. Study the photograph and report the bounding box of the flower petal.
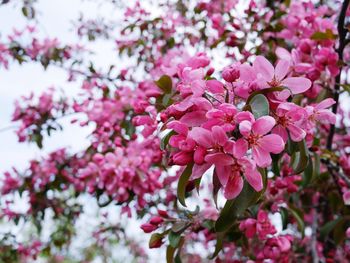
[252,116,276,136]
[245,169,263,192]
[275,59,290,80]
[206,79,225,93]
[233,138,248,159]
[189,127,213,148]
[239,120,252,137]
[224,174,244,200]
[272,125,288,143]
[253,146,272,167]
[212,126,228,146]
[253,56,274,80]
[167,121,188,135]
[235,111,254,123]
[317,110,336,124]
[288,124,306,142]
[205,153,233,166]
[192,163,212,179]
[180,110,207,126]
[259,134,285,154]
[239,64,256,82]
[281,77,311,94]
[276,47,292,61]
[215,165,230,186]
[315,98,335,110]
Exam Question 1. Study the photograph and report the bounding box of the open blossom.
[261,236,292,260]
[203,103,238,131]
[239,116,284,167]
[239,210,277,240]
[272,102,307,142]
[205,139,263,199]
[243,56,311,93]
[304,98,336,131]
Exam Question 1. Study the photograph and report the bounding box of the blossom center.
[267,76,281,87]
[247,133,261,146]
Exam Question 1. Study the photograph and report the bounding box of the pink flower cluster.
[78,138,163,209]
[274,1,340,97]
[12,88,68,146]
[163,52,335,199]
[240,210,293,261]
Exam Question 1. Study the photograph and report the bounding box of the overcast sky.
[0,1,122,173]
[0,1,168,261]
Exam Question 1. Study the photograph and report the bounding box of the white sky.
[0,0,122,172]
[0,1,166,261]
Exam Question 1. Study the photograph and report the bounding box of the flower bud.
[171,151,193,165]
[222,66,240,82]
[141,223,157,233]
[157,209,169,218]
[150,216,164,226]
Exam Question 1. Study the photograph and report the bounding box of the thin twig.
[322,158,350,189]
[311,210,320,263]
[204,92,223,104]
[0,124,18,133]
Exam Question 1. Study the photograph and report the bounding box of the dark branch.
[326,0,350,150]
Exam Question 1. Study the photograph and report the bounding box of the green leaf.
[171,221,189,233]
[215,181,262,232]
[149,233,164,248]
[202,220,215,230]
[174,237,185,263]
[166,245,176,263]
[249,94,269,118]
[246,87,284,104]
[287,136,298,155]
[333,219,346,244]
[280,207,289,230]
[177,163,194,207]
[210,232,224,259]
[161,130,175,150]
[155,75,173,94]
[340,83,350,94]
[320,217,343,240]
[311,29,337,40]
[212,169,221,208]
[194,177,202,195]
[301,155,313,187]
[271,154,281,176]
[289,206,305,237]
[214,169,266,233]
[294,140,309,174]
[313,153,320,178]
[169,231,182,248]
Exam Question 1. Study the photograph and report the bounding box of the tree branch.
[311,210,320,263]
[327,0,350,150]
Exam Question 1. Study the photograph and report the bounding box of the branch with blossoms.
[2,0,350,262]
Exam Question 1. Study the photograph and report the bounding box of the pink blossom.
[239,116,284,167]
[272,102,307,142]
[252,56,311,94]
[204,139,263,199]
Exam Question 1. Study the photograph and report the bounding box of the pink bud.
[194,146,207,165]
[140,223,157,233]
[222,66,240,82]
[149,237,163,248]
[150,216,164,226]
[346,227,350,238]
[206,67,215,76]
[171,151,193,165]
[157,209,169,218]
